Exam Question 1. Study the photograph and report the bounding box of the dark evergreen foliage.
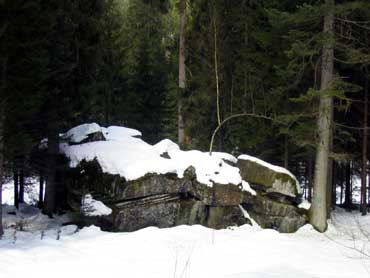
[0,0,369,225]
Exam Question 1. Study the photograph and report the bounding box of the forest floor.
[1,203,370,278]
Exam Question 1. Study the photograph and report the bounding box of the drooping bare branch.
[209,113,281,155]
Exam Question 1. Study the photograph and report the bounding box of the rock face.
[60,123,307,233]
[237,155,301,198]
[237,155,306,232]
[67,161,250,232]
[242,194,306,233]
[66,157,307,233]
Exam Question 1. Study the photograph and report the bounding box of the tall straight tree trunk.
[309,0,334,232]
[344,161,352,209]
[326,132,334,218]
[284,135,289,169]
[13,168,19,209]
[308,156,313,202]
[38,174,44,208]
[0,55,7,237]
[178,0,186,146]
[19,160,24,203]
[42,105,59,217]
[0,101,4,237]
[361,79,368,215]
[340,164,344,204]
[368,172,370,213]
[43,131,58,217]
[331,163,336,210]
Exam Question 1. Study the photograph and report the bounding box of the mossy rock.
[117,173,191,200]
[112,197,246,232]
[64,158,304,233]
[241,194,307,233]
[237,158,300,198]
[113,199,180,232]
[66,159,126,206]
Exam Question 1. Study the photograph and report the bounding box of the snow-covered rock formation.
[59,123,307,233]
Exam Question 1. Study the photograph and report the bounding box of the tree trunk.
[178,0,186,146]
[43,131,58,217]
[331,161,336,210]
[368,171,370,213]
[38,174,44,208]
[0,44,8,237]
[344,161,352,210]
[19,161,24,204]
[42,104,59,217]
[309,0,334,232]
[361,79,368,215]
[308,156,313,202]
[0,102,4,237]
[105,86,110,127]
[13,167,19,209]
[326,133,333,218]
[284,135,289,169]
[340,166,343,205]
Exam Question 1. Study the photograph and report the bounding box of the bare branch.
[209,113,281,155]
[336,17,370,31]
[213,5,221,126]
[334,122,370,130]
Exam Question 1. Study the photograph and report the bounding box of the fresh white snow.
[60,124,242,186]
[2,178,40,206]
[82,194,112,216]
[241,180,257,196]
[60,123,304,189]
[298,200,311,210]
[1,208,370,278]
[212,152,238,164]
[102,125,142,140]
[61,123,102,143]
[1,204,71,232]
[166,149,242,186]
[153,139,180,155]
[0,123,368,277]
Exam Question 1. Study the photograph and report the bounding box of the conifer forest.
[1,1,370,277]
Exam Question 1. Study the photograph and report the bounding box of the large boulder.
[58,123,307,233]
[66,160,250,231]
[65,158,306,233]
[237,155,302,198]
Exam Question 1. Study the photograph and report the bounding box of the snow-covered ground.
[2,177,40,206]
[1,207,370,278]
[336,175,363,204]
[1,123,369,277]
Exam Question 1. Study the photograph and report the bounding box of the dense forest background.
[1,0,370,233]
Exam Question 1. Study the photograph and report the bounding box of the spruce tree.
[117,0,176,143]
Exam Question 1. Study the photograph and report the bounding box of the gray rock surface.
[64,149,306,233]
[242,193,306,233]
[237,157,300,197]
